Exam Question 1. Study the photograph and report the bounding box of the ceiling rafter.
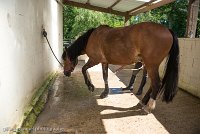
[128,0,157,14]
[130,0,175,16]
[63,0,127,16]
[109,0,122,9]
[63,0,175,17]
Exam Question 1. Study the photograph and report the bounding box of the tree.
[130,0,189,37]
[63,0,199,39]
[63,5,78,40]
[196,11,200,37]
[63,5,124,40]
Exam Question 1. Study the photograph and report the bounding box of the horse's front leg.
[100,63,109,98]
[82,59,97,92]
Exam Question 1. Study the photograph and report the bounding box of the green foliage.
[63,6,78,40]
[131,0,189,37]
[166,0,188,37]
[197,10,200,37]
[63,0,199,39]
[63,5,124,39]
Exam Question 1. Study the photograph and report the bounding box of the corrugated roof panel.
[70,0,87,4]
[89,0,117,8]
[113,0,145,12]
[137,0,151,2]
[64,0,172,16]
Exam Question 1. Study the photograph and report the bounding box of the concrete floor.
[32,60,200,134]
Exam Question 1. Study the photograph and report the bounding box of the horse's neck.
[68,44,85,59]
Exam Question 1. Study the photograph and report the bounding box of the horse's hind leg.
[142,68,161,113]
[82,59,98,92]
[136,68,148,95]
[141,87,152,105]
[122,62,142,91]
[100,63,109,98]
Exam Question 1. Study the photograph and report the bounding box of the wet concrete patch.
[32,61,200,134]
[32,65,106,134]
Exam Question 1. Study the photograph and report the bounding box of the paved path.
[33,60,200,134]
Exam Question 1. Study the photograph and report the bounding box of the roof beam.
[109,0,122,9]
[128,0,157,14]
[63,0,127,16]
[130,0,175,16]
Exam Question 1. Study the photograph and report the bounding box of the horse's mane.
[67,28,96,60]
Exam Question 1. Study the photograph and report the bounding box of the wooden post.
[185,0,200,38]
[124,16,131,26]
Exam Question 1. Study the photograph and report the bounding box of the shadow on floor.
[108,65,200,134]
[33,62,200,134]
[32,72,148,134]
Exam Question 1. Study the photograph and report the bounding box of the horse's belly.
[105,53,140,65]
[109,60,133,65]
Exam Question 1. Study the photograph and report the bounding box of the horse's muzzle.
[64,71,71,77]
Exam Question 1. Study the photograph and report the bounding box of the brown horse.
[62,22,179,113]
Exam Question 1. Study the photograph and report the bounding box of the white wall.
[159,38,200,98]
[178,38,200,97]
[0,0,63,133]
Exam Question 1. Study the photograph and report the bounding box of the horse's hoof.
[142,105,151,114]
[88,84,95,92]
[142,98,156,114]
[100,92,108,99]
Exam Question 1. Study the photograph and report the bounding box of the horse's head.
[62,47,78,77]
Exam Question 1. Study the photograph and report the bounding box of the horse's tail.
[160,29,179,103]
